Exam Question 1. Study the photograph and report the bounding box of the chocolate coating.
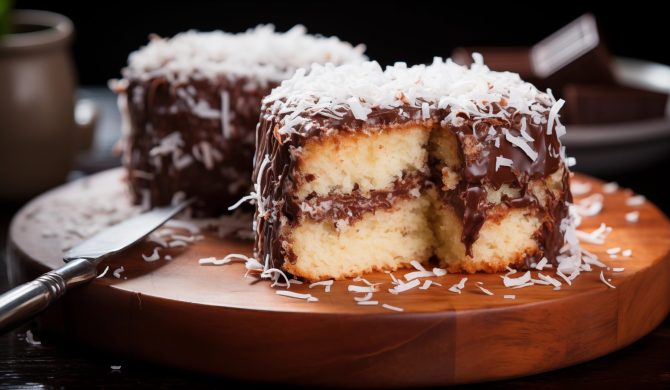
[255,103,571,271]
[121,76,277,216]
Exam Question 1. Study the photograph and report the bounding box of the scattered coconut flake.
[388,278,421,294]
[404,270,436,281]
[537,273,562,288]
[575,223,612,245]
[113,266,125,279]
[535,257,549,270]
[382,303,404,312]
[612,268,625,272]
[574,193,604,217]
[477,285,494,296]
[420,280,442,290]
[603,182,619,194]
[606,247,621,255]
[96,266,110,279]
[505,266,518,276]
[387,272,403,286]
[409,260,426,272]
[25,330,41,346]
[354,292,374,302]
[199,253,256,267]
[432,267,447,276]
[357,300,379,306]
[625,211,640,223]
[148,236,168,248]
[448,277,468,294]
[622,249,633,257]
[168,240,188,248]
[141,247,161,262]
[276,290,318,302]
[531,278,551,285]
[556,270,572,286]
[353,276,378,286]
[599,270,616,289]
[511,282,535,289]
[263,267,291,288]
[495,156,513,172]
[165,219,201,234]
[503,295,516,300]
[348,285,377,293]
[502,270,531,287]
[626,195,646,207]
[570,181,592,195]
[164,255,173,261]
[309,280,334,293]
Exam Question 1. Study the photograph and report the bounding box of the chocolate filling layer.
[297,173,428,224]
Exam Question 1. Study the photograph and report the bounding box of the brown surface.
[7,168,670,388]
[563,84,669,124]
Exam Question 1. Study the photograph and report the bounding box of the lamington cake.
[112,25,366,216]
[253,56,573,280]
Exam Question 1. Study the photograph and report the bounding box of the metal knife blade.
[63,198,195,262]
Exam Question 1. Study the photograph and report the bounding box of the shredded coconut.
[388,279,421,294]
[123,25,366,83]
[382,303,404,312]
[626,195,646,207]
[599,270,616,289]
[96,266,110,279]
[625,211,640,223]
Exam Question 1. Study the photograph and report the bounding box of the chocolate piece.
[530,14,615,89]
[563,84,669,124]
[453,14,616,102]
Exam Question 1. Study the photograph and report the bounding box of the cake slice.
[253,56,573,280]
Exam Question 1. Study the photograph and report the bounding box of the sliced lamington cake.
[253,55,574,280]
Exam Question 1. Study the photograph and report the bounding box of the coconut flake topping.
[124,25,366,83]
[262,55,561,139]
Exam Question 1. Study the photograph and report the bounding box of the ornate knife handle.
[0,258,97,333]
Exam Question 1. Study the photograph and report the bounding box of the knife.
[0,198,195,333]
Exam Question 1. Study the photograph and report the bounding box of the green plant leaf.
[0,0,14,37]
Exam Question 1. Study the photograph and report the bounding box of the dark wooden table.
[1,88,669,389]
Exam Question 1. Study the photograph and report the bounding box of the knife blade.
[64,198,195,262]
[0,198,195,333]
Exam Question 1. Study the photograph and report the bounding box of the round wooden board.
[7,168,670,388]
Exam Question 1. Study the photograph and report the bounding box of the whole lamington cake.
[112,25,366,216]
[253,55,574,281]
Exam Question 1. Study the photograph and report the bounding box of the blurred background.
[13,2,670,83]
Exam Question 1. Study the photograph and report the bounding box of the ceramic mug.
[0,10,95,200]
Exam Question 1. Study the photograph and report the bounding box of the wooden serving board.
[7,169,670,388]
